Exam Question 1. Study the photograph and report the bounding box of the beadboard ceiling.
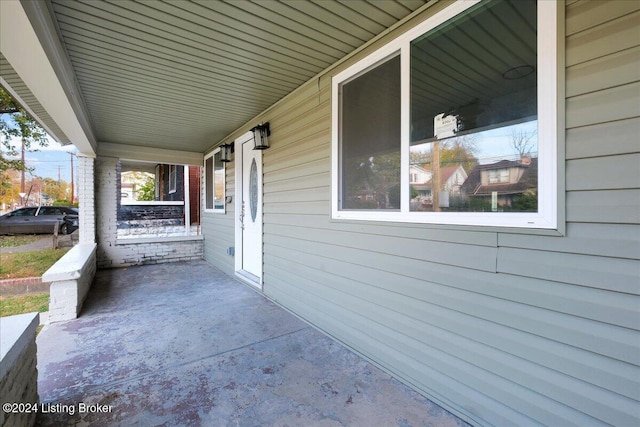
[33,0,428,153]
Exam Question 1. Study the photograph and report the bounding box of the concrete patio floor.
[36,260,468,426]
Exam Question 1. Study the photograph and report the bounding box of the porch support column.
[77,155,96,244]
[183,165,191,235]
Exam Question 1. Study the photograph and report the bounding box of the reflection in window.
[168,164,177,194]
[205,156,213,210]
[410,122,538,212]
[333,0,558,228]
[488,169,510,184]
[204,149,225,213]
[340,55,401,210]
[409,0,538,213]
[213,151,225,210]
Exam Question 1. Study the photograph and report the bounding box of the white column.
[77,155,96,244]
[183,165,190,235]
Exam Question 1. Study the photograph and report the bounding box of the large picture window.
[332,0,561,229]
[204,148,225,213]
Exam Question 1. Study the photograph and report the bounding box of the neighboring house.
[410,164,432,208]
[155,166,201,207]
[461,157,537,210]
[119,183,135,200]
[411,164,468,209]
[2,1,638,426]
[120,170,152,200]
[437,165,468,196]
[410,165,432,185]
[155,164,184,202]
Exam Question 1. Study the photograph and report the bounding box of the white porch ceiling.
[8,0,428,154]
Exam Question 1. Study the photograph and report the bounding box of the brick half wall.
[0,313,39,427]
[96,156,204,268]
[117,204,185,222]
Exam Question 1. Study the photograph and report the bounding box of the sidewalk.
[0,235,54,254]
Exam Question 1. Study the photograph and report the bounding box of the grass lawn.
[0,292,49,317]
[0,235,42,248]
[0,248,69,279]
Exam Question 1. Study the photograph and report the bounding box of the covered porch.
[36,260,467,426]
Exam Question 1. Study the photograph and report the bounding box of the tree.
[510,128,536,157]
[41,177,69,202]
[136,178,156,201]
[0,169,19,205]
[342,150,402,209]
[512,189,538,212]
[411,134,478,173]
[1,85,49,196]
[439,134,478,173]
[410,149,430,166]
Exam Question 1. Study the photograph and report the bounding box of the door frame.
[234,131,263,288]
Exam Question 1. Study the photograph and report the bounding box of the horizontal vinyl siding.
[566,117,639,159]
[201,163,235,276]
[203,1,640,426]
[493,2,640,425]
[566,189,640,223]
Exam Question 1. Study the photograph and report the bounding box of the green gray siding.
[201,163,236,274]
[202,1,640,425]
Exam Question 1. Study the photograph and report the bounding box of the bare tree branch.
[510,128,536,157]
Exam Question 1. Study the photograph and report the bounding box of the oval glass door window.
[249,158,258,222]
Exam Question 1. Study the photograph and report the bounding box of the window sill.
[329,215,565,237]
[120,200,183,206]
[116,235,204,245]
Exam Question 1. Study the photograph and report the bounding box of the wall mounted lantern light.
[220,143,234,162]
[251,122,271,150]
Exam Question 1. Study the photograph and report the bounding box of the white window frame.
[204,148,225,214]
[331,0,562,230]
[154,164,160,199]
[168,164,177,194]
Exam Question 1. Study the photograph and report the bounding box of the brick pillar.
[77,155,96,244]
[95,156,118,268]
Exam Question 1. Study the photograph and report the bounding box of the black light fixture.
[251,122,271,150]
[220,143,234,162]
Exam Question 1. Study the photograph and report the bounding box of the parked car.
[0,206,78,235]
[61,213,79,235]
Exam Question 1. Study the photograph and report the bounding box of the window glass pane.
[213,152,224,210]
[410,0,538,213]
[14,208,37,217]
[169,165,177,193]
[340,55,401,210]
[205,156,214,210]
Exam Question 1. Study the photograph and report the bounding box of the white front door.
[235,132,263,286]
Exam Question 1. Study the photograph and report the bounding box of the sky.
[411,120,538,165]
[4,134,78,182]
